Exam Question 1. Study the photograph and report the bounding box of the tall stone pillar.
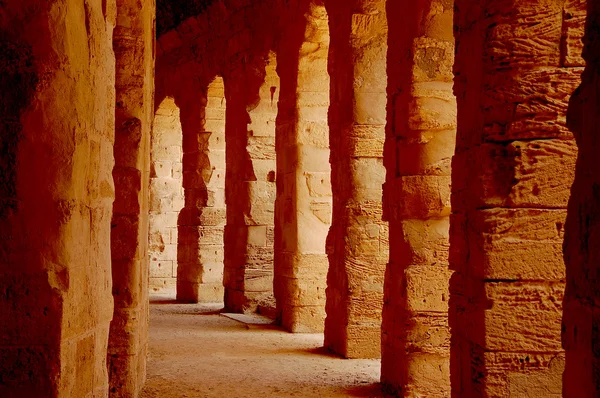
[223,65,276,313]
[325,0,388,357]
[451,0,581,395]
[148,98,184,294]
[0,0,116,395]
[109,0,155,395]
[274,1,332,332]
[563,1,600,396]
[380,0,455,395]
[176,87,226,303]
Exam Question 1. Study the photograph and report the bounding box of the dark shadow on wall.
[563,1,600,396]
[157,0,219,37]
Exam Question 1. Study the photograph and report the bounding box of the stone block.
[453,139,577,210]
[483,68,582,141]
[408,96,457,132]
[151,161,173,178]
[280,304,326,333]
[470,282,564,353]
[345,324,381,359]
[396,129,454,176]
[149,260,174,278]
[484,2,562,69]
[247,225,268,247]
[405,265,452,313]
[468,208,566,280]
[384,176,451,220]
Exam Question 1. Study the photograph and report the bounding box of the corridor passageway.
[4,0,600,396]
[141,298,380,397]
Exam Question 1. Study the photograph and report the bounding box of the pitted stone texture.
[451,0,580,396]
[563,1,600,395]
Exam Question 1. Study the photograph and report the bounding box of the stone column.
[148,98,184,294]
[451,0,581,395]
[563,1,600,396]
[221,63,267,312]
[246,55,279,310]
[325,0,388,358]
[109,0,155,395]
[380,0,455,395]
[175,87,226,303]
[0,0,116,395]
[274,1,332,332]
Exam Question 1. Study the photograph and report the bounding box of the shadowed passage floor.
[141,298,382,397]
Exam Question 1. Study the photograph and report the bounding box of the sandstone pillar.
[563,1,600,396]
[223,63,276,312]
[148,98,184,294]
[0,0,116,395]
[380,0,455,395]
[274,1,332,332]
[109,0,155,395]
[175,87,226,303]
[451,0,581,395]
[246,56,279,310]
[325,0,388,358]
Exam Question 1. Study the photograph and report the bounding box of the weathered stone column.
[451,0,581,395]
[109,0,155,395]
[380,0,455,395]
[563,1,600,396]
[175,86,226,303]
[246,55,279,310]
[274,1,332,332]
[223,61,275,312]
[148,98,184,293]
[325,0,388,358]
[0,0,116,395]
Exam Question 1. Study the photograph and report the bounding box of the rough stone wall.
[451,0,582,395]
[381,0,455,394]
[109,0,155,395]
[0,0,116,395]
[274,0,332,332]
[148,98,184,294]
[325,0,388,357]
[563,1,600,395]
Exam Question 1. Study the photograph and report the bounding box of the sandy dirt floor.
[140,297,383,397]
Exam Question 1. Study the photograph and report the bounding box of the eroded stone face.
[451,0,582,396]
[563,1,600,395]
